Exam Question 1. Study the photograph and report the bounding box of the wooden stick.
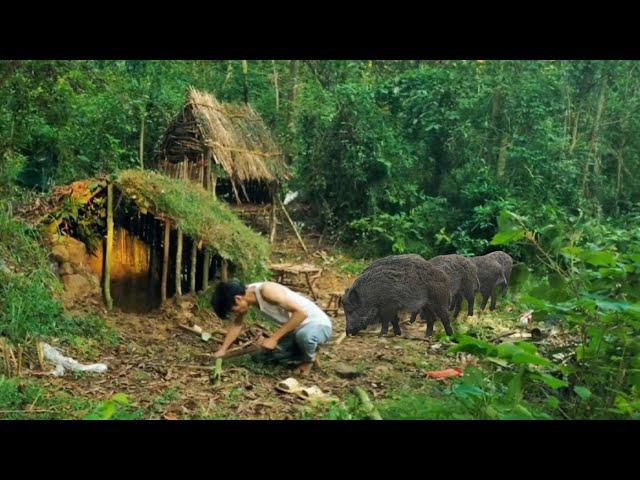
[334,332,347,346]
[276,197,308,254]
[175,227,183,297]
[36,341,45,370]
[161,221,170,303]
[489,331,519,343]
[103,182,114,310]
[190,240,197,293]
[219,344,265,360]
[202,250,211,290]
[354,387,383,420]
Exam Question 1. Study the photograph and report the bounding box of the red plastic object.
[425,367,463,379]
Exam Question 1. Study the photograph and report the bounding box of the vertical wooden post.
[269,186,277,244]
[221,259,229,282]
[202,250,211,291]
[175,227,183,297]
[161,221,170,303]
[190,239,197,293]
[103,182,114,310]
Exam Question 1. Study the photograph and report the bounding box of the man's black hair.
[212,281,247,319]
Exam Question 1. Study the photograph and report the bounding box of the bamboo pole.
[211,358,223,384]
[202,250,211,290]
[276,197,308,254]
[190,239,197,293]
[354,387,383,420]
[175,227,183,298]
[161,221,170,303]
[103,182,114,310]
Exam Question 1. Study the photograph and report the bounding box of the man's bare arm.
[214,314,245,357]
[260,283,308,342]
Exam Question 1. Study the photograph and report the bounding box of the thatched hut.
[150,88,290,238]
[21,169,271,312]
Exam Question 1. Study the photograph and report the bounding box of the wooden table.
[269,263,323,300]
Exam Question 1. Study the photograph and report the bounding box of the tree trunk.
[139,113,145,169]
[569,110,580,156]
[582,75,608,196]
[190,240,197,293]
[242,60,249,104]
[272,60,279,111]
[161,221,170,303]
[497,133,509,178]
[285,60,300,163]
[175,228,183,297]
[103,183,114,310]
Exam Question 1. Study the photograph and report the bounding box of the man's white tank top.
[248,282,331,328]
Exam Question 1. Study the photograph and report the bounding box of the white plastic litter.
[284,191,299,205]
[42,343,108,377]
[519,310,534,326]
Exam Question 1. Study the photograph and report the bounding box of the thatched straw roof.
[152,88,289,185]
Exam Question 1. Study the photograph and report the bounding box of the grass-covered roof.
[115,169,270,277]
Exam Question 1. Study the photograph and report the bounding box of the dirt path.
[31,232,520,419]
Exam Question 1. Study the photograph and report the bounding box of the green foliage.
[84,393,144,420]
[0,376,42,418]
[0,206,116,344]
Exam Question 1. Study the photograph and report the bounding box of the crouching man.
[212,280,333,375]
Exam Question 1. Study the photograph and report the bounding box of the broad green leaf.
[574,386,592,400]
[546,396,560,409]
[534,372,568,389]
[579,250,617,267]
[490,229,525,246]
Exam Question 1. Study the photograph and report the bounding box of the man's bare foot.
[295,362,313,376]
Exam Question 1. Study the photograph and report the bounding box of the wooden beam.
[103,182,114,310]
[161,221,170,303]
[175,227,183,297]
[276,197,308,254]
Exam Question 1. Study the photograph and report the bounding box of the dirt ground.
[28,230,528,420]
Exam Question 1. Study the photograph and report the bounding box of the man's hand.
[260,337,279,350]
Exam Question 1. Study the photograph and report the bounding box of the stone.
[61,274,91,301]
[335,363,360,379]
[51,245,69,263]
[59,262,74,275]
[63,236,87,267]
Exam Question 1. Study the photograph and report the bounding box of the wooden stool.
[324,292,343,317]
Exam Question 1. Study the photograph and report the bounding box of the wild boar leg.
[390,315,402,336]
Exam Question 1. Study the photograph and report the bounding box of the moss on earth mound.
[115,169,270,280]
